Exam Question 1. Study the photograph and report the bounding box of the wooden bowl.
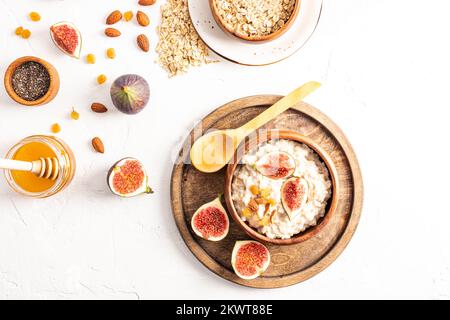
[209,0,301,42]
[224,130,339,245]
[4,56,60,106]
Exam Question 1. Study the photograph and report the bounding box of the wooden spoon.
[0,157,60,180]
[190,81,321,173]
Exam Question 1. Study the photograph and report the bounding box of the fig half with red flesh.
[281,177,308,220]
[50,22,82,59]
[191,197,229,241]
[231,241,270,280]
[107,158,153,197]
[255,151,295,180]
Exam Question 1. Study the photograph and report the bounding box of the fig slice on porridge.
[281,177,308,220]
[255,151,295,180]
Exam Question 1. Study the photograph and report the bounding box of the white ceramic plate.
[188,0,323,66]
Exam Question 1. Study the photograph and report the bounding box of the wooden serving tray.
[171,95,363,288]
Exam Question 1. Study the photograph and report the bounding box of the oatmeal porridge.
[214,0,297,38]
[231,139,332,239]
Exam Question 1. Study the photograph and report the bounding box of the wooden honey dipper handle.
[0,157,60,180]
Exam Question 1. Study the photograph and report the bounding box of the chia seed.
[12,61,50,101]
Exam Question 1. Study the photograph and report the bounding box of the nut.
[92,137,105,154]
[106,10,122,25]
[255,197,267,205]
[136,11,150,27]
[137,34,149,52]
[139,0,156,5]
[105,28,121,37]
[248,199,259,212]
[91,103,108,113]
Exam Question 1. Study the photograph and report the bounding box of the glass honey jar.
[4,135,76,198]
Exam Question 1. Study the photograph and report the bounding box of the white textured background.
[0,0,449,299]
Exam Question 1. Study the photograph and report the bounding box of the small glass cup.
[4,135,76,198]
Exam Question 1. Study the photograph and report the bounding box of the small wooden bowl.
[4,56,60,106]
[209,0,301,42]
[224,130,339,245]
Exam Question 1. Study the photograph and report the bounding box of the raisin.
[249,185,260,195]
[242,208,253,218]
[15,26,24,35]
[106,48,116,59]
[260,188,271,198]
[21,29,31,39]
[71,108,80,120]
[97,74,107,85]
[51,123,61,134]
[124,11,133,21]
[29,12,41,22]
[86,54,96,64]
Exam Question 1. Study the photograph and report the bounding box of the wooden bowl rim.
[224,129,340,246]
[4,56,59,107]
[209,0,302,42]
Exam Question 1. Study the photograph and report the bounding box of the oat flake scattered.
[156,0,217,77]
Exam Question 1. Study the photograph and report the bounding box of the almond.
[248,199,259,212]
[91,103,108,113]
[92,137,105,154]
[106,10,122,25]
[136,11,150,27]
[105,27,121,37]
[137,34,149,52]
[138,0,156,6]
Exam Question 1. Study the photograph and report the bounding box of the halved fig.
[231,241,270,280]
[255,151,295,180]
[281,177,308,220]
[50,22,82,59]
[107,158,153,197]
[191,196,229,241]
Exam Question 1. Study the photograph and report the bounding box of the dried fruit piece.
[281,177,308,220]
[256,151,296,180]
[260,188,271,199]
[91,103,108,113]
[106,10,122,25]
[29,12,41,22]
[50,22,82,58]
[191,196,229,241]
[123,11,133,21]
[21,29,31,39]
[107,158,153,197]
[86,53,96,64]
[105,28,121,37]
[106,48,116,59]
[110,74,150,115]
[92,137,104,153]
[97,74,107,85]
[231,241,270,280]
[249,185,259,195]
[71,108,80,120]
[136,11,150,26]
[137,34,149,52]
[139,0,156,5]
[242,207,253,218]
[15,26,24,35]
[51,123,61,133]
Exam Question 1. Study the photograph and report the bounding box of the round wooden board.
[171,95,363,288]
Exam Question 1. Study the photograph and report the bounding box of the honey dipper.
[0,157,60,180]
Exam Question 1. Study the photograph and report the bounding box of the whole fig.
[110,74,150,115]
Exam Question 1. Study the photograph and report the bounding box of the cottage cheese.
[231,139,332,239]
